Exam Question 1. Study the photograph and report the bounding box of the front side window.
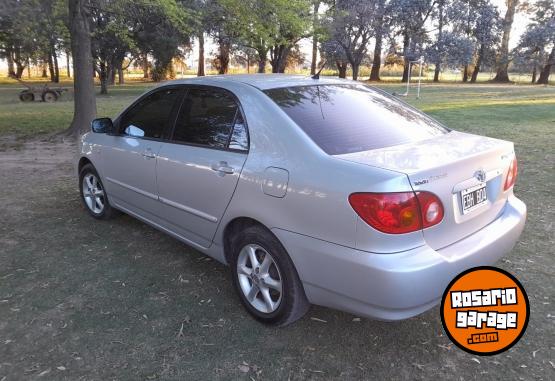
[172,87,247,150]
[264,84,449,155]
[120,88,182,139]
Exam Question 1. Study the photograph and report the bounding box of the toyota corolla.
[77,75,526,326]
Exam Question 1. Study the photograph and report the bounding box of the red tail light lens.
[504,156,518,190]
[349,191,444,234]
[417,191,445,228]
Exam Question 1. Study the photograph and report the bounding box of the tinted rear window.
[264,84,448,155]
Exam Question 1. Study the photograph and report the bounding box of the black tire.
[42,90,58,102]
[19,91,34,102]
[230,225,309,326]
[79,163,117,220]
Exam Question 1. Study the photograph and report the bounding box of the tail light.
[504,156,518,190]
[348,191,444,234]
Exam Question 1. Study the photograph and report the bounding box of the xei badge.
[440,266,529,356]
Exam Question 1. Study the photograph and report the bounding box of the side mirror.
[91,118,114,133]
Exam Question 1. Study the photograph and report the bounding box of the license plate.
[461,183,487,214]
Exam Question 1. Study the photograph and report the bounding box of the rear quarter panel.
[214,85,424,254]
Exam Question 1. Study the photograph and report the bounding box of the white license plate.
[461,183,487,214]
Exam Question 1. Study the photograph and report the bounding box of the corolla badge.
[474,169,486,183]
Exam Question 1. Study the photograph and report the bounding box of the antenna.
[311,60,327,79]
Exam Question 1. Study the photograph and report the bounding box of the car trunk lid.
[336,131,515,250]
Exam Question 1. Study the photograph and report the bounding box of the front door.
[102,87,182,218]
[156,86,249,248]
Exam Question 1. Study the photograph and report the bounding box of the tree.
[89,0,136,93]
[390,0,436,82]
[432,0,446,82]
[67,0,97,137]
[445,0,500,82]
[220,0,311,74]
[320,39,349,78]
[323,0,378,80]
[369,0,390,81]
[0,0,44,78]
[470,1,501,82]
[426,31,475,79]
[310,0,322,75]
[515,0,554,84]
[129,0,192,81]
[492,0,519,82]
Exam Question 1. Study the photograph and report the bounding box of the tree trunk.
[6,49,16,77]
[493,0,518,82]
[15,62,25,78]
[66,50,71,78]
[471,44,485,83]
[67,0,97,137]
[310,1,320,75]
[108,64,115,85]
[352,64,360,81]
[53,49,60,83]
[270,45,290,73]
[47,52,55,81]
[217,39,230,74]
[197,33,205,76]
[433,0,444,83]
[370,32,383,81]
[401,32,410,83]
[98,61,109,94]
[336,60,347,78]
[27,58,31,78]
[536,45,554,85]
[531,65,537,83]
[142,54,149,78]
[42,65,48,78]
[462,65,469,82]
[257,49,267,73]
[118,66,124,84]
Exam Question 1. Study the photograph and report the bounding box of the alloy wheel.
[82,173,105,214]
[236,244,283,314]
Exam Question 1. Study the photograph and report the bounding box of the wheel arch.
[222,217,273,265]
[78,156,93,174]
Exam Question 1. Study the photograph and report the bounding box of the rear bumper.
[273,195,526,321]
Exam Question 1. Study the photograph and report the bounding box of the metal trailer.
[10,75,67,103]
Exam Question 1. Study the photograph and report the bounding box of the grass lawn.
[0,79,553,140]
[0,78,554,379]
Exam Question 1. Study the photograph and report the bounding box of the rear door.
[102,87,183,217]
[155,86,249,248]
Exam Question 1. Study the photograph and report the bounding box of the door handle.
[142,148,156,159]
[211,161,234,175]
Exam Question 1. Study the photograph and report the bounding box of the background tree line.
[1,0,553,86]
[0,0,552,135]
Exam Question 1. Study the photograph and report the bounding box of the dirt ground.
[0,137,553,380]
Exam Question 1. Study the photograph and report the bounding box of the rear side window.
[173,87,246,150]
[120,88,181,139]
[264,85,448,155]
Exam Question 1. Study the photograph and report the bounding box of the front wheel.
[79,163,117,220]
[230,225,309,326]
[42,90,58,102]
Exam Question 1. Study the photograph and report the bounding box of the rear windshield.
[264,84,448,155]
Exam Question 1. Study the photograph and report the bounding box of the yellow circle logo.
[440,266,529,355]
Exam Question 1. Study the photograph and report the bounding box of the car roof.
[164,74,354,90]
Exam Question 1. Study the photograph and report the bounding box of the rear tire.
[230,225,309,326]
[79,163,117,220]
[19,91,34,102]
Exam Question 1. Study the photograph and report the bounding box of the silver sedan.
[77,75,526,326]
